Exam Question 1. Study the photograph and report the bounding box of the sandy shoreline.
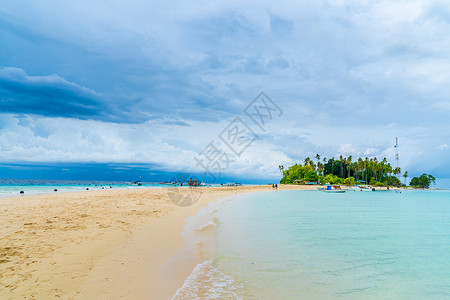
[0,184,316,299]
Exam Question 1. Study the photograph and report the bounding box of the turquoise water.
[0,179,231,198]
[211,190,450,299]
[0,179,181,198]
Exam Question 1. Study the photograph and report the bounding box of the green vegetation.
[280,154,435,188]
[343,177,355,186]
[318,174,340,185]
[409,174,436,188]
[304,170,319,182]
[279,164,313,184]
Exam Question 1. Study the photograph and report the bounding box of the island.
[279,155,436,188]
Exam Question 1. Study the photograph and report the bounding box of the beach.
[0,184,316,299]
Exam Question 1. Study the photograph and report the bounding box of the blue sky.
[1,0,449,182]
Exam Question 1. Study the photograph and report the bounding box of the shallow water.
[188,189,450,299]
[0,178,212,198]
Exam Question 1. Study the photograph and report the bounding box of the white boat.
[322,185,346,193]
[127,180,142,186]
[350,185,372,191]
[351,185,378,191]
[221,183,243,186]
[323,189,346,193]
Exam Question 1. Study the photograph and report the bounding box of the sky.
[1,0,449,183]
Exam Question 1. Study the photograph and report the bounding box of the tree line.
[279,154,435,188]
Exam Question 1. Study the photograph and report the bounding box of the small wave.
[171,260,242,300]
[196,221,216,232]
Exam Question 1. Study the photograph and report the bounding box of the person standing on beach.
[189,178,193,187]
[194,178,197,188]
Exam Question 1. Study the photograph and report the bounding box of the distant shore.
[0,184,317,299]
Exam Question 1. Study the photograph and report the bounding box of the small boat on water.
[322,185,346,193]
[350,185,372,191]
[127,180,142,186]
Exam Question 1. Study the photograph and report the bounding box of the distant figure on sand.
[189,178,193,187]
[194,179,197,188]
[275,184,278,190]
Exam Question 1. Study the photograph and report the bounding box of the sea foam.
[196,221,216,232]
[171,260,242,300]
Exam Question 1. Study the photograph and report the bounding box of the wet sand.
[0,184,317,299]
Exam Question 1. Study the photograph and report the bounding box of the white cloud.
[0,114,291,178]
[338,144,357,155]
[364,148,377,156]
[1,112,448,178]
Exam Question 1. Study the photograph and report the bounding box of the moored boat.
[322,185,346,193]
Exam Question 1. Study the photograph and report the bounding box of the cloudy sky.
[1,0,449,182]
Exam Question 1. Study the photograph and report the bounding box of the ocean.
[174,189,450,299]
[0,179,236,198]
[0,178,175,198]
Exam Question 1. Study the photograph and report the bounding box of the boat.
[127,180,142,186]
[350,185,372,191]
[322,185,346,193]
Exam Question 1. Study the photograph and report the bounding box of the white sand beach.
[0,184,316,299]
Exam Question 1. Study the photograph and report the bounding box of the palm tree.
[368,158,375,182]
[309,160,316,171]
[314,154,320,172]
[347,155,352,178]
[339,155,345,178]
[331,157,336,176]
[364,157,369,183]
[278,165,284,174]
[322,157,327,175]
[304,157,311,166]
[317,162,324,176]
[403,171,408,185]
[373,157,378,181]
[351,162,358,179]
[357,158,364,181]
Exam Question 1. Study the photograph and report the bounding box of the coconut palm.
[393,167,401,179]
[357,158,364,181]
[339,155,345,178]
[309,160,316,171]
[322,157,327,175]
[403,171,408,185]
[317,162,324,176]
[347,155,352,178]
[304,157,311,166]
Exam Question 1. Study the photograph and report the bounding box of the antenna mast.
[394,137,399,173]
